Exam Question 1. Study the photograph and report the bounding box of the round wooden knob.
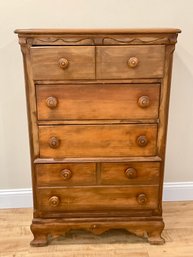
[128,57,139,68]
[46,96,58,109]
[58,58,69,69]
[137,136,148,147]
[49,196,60,207]
[138,96,150,108]
[48,136,60,149]
[137,193,148,205]
[90,224,97,230]
[60,169,72,180]
[125,167,137,179]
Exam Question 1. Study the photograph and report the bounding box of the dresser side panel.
[19,37,39,212]
[156,44,176,213]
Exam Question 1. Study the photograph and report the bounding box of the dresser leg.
[30,234,48,247]
[147,221,165,245]
[30,224,48,247]
[147,232,165,245]
[125,220,165,245]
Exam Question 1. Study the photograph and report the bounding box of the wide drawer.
[37,186,159,213]
[96,45,165,79]
[36,163,96,187]
[30,46,95,80]
[101,162,160,185]
[36,84,160,120]
[39,124,157,158]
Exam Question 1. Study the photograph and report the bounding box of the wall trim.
[0,182,193,209]
[0,188,33,209]
[163,182,193,201]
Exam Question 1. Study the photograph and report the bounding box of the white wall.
[0,0,193,189]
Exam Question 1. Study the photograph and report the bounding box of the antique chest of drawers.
[15,28,180,246]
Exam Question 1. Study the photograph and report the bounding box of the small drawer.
[96,45,165,79]
[37,186,159,213]
[36,83,160,120]
[36,163,96,187]
[101,162,160,185]
[30,46,95,80]
[39,124,157,158]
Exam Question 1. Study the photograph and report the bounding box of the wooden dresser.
[15,28,180,246]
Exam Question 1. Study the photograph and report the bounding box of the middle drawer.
[39,124,157,158]
[36,163,96,187]
[36,83,160,120]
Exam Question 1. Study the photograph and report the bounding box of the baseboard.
[163,182,193,201]
[0,182,193,209]
[0,188,33,209]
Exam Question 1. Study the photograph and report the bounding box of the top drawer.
[30,46,95,80]
[96,45,165,79]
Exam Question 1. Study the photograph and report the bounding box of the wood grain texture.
[36,186,159,213]
[96,46,165,79]
[19,37,39,213]
[156,45,176,212]
[37,119,159,125]
[30,219,164,246]
[14,28,181,35]
[36,83,160,120]
[101,162,160,185]
[30,46,95,80]
[16,28,180,246]
[28,34,178,46]
[36,163,96,187]
[34,156,162,163]
[1,202,193,256]
[39,124,158,158]
[35,78,162,84]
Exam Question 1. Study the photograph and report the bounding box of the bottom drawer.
[36,186,159,213]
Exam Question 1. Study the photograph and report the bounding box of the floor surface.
[0,201,193,257]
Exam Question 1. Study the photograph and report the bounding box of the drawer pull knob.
[49,136,60,149]
[59,58,69,69]
[60,169,72,180]
[137,135,148,147]
[49,196,60,207]
[90,224,98,230]
[138,96,150,108]
[128,57,139,68]
[137,193,148,205]
[125,167,137,179]
[46,96,58,109]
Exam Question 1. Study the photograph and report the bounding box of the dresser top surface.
[14,28,181,35]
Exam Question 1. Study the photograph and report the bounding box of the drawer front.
[36,163,96,187]
[39,124,157,158]
[36,84,160,120]
[30,46,95,80]
[96,46,165,79]
[101,162,160,185]
[37,186,159,213]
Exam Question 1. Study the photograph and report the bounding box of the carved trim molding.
[18,37,27,45]
[102,36,177,45]
[28,35,177,46]
[31,37,95,45]
[30,220,165,246]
